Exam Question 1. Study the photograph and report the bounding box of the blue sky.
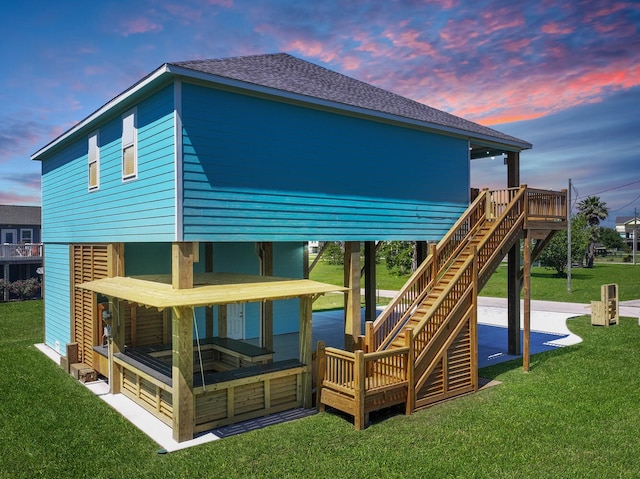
[1,0,638,225]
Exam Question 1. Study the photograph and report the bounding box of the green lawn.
[311,260,640,305]
[2,299,640,478]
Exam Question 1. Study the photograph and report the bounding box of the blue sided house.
[32,53,566,441]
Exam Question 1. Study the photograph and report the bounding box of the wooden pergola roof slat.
[78,272,346,309]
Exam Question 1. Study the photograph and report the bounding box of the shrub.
[7,278,41,301]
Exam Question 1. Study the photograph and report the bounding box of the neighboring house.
[0,205,42,299]
[615,215,640,252]
[32,53,564,442]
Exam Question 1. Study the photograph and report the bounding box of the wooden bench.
[116,337,275,385]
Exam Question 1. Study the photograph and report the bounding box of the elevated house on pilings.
[32,53,566,441]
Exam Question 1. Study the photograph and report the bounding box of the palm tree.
[577,196,609,267]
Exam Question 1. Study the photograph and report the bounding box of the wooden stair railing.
[317,186,567,427]
[369,189,490,351]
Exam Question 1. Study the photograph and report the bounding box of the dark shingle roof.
[0,205,41,225]
[169,53,530,149]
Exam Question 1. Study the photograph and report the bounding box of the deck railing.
[317,340,412,429]
[0,243,43,261]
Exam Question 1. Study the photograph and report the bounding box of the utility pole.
[634,207,637,266]
[567,178,572,292]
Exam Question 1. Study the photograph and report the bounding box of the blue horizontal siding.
[180,82,469,242]
[43,244,71,354]
[41,85,176,243]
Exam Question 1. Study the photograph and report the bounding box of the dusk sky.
[1,0,638,226]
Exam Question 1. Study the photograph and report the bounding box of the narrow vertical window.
[88,131,100,190]
[122,108,137,180]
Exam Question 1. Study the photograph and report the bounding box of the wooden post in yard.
[205,243,214,338]
[316,341,326,411]
[171,242,195,442]
[523,230,531,372]
[260,242,274,351]
[108,297,126,395]
[364,241,377,323]
[354,349,366,430]
[506,151,521,356]
[405,327,415,416]
[344,242,361,351]
[299,295,313,408]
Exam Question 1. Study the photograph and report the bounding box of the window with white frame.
[88,131,100,190]
[122,108,137,181]
[20,229,33,243]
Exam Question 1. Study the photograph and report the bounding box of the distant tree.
[538,215,590,276]
[577,196,609,267]
[598,227,627,252]
[379,241,414,276]
[321,242,344,265]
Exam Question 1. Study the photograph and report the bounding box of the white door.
[1,229,17,244]
[227,303,245,340]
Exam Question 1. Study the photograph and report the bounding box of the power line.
[575,178,640,201]
[610,192,640,213]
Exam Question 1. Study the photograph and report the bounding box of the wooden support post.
[344,242,361,351]
[172,242,194,290]
[353,349,367,430]
[218,304,228,338]
[364,241,377,323]
[416,241,429,266]
[523,231,531,372]
[364,321,374,353]
[299,296,313,408]
[205,243,214,338]
[316,341,326,411]
[109,297,126,394]
[405,328,415,415]
[172,306,194,442]
[506,151,521,356]
[260,242,274,351]
[171,242,195,442]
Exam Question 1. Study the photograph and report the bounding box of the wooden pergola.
[79,243,346,442]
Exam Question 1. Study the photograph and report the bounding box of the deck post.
[205,243,214,338]
[316,341,326,411]
[364,241,377,323]
[353,350,367,430]
[523,230,531,372]
[172,306,194,442]
[108,297,125,394]
[506,151,521,356]
[405,328,415,415]
[344,241,361,351]
[299,295,313,408]
[171,242,194,442]
[260,242,274,351]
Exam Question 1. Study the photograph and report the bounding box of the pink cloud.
[0,189,41,206]
[541,22,575,34]
[120,17,163,37]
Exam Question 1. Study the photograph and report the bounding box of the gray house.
[0,205,42,299]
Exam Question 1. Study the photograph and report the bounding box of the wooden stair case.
[317,186,566,428]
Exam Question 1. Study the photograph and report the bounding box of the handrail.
[369,190,489,351]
